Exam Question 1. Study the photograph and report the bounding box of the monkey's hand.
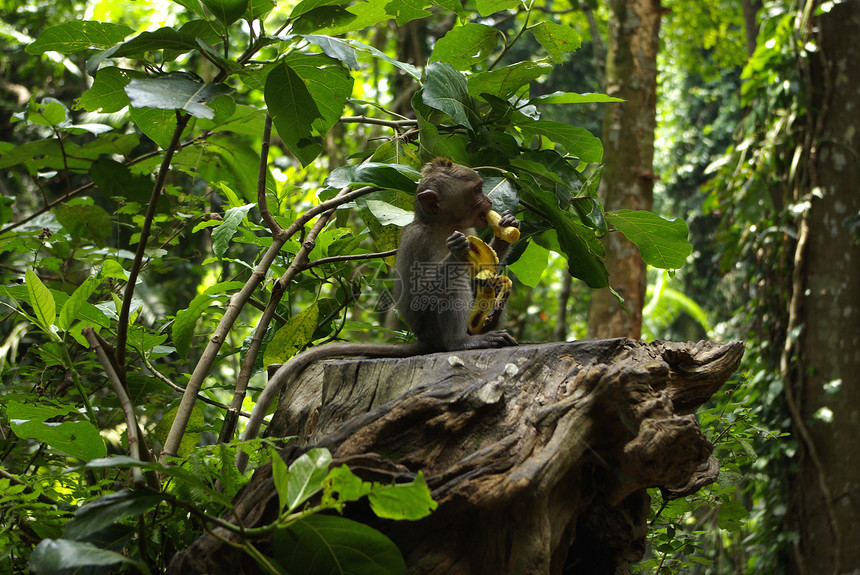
[446,231,471,260]
[497,210,520,230]
[470,330,517,348]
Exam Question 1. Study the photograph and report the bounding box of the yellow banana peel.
[465,236,513,335]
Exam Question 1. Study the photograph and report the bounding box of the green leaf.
[507,240,549,287]
[54,200,112,246]
[111,28,199,59]
[63,490,163,541]
[529,21,581,63]
[422,62,475,129]
[284,52,354,142]
[77,67,141,113]
[7,401,106,461]
[571,197,607,233]
[326,162,421,193]
[520,120,603,163]
[429,23,501,70]
[476,0,520,16]
[529,91,624,105]
[125,73,233,120]
[29,539,149,575]
[605,210,692,269]
[263,301,320,366]
[26,21,134,55]
[25,268,56,329]
[326,464,373,502]
[384,0,431,25]
[717,496,750,530]
[123,103,177,142]
[58,276,98,331]
[274,515,406,575]
[211,204,255,256]
[468,61,553,100]
[265,62,324,166]
[340,38,421,80]
[21,98,69,127]
[282,448,332,512]
[172,281,245,359]
[153,403,206,458]
[302,35,359,70]
[365,200,414,227]
[367,472,437,520]
[291,0,352,18]
[201,0,249,26]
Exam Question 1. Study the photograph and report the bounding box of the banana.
[465,236,513,335]
[486,210,520,243]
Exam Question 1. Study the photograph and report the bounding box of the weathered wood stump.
[170,338,743,575]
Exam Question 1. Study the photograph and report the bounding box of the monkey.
[236,158,519,471]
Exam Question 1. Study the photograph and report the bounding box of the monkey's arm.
[236,340,427,473]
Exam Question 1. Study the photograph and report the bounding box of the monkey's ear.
[416,189,441,215]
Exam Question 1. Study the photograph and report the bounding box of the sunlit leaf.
[30,539,149,574]
[26,21,133,55]
[605,210,692,270]
[263,301,320,366]
[429,23,501,70]
[25,268,56,328]
[125,73,233,120]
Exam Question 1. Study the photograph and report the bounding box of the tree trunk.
[790,2,860,573]
[170,339,743,575]
[587,0,661,340]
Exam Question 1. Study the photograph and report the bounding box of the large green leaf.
[273,515,406,575]
[7,401,106,461]
[529,91,624,105]
[125,73,233,120]
[507,240,550,287]
[26,21,133,55]
[367,472,437,520]
[76,67,141,113]
[63,490,164,541]
[429,23,501,70]
[476,0,520,16]
[530,21,581,63]
[421,62,476,129]
[327,162,420,193]
[58,276,98,331]
[0,134,138,173]
[201,0,249,26]
[29,539,149,575]
[265,62,323,166]
[54,199,112,246]
[468,61,553,100]
[275,448,332,513]
[172,281,245,359]
[25,268,56,328]
[605,210,692,270]
[263,301,320,366]
[284,52,354,139]
[519,120,603,163]
[112,28,199,59]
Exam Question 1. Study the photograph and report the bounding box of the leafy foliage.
[0,0,693,572]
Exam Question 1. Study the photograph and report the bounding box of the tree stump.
[170,338,743,575]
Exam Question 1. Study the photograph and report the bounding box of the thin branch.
[141,354,251,418]
[83,327,155,490]
[256,114,281,233]
[302,249,397,270]
[116,112,191,381]
[338,116,418,129]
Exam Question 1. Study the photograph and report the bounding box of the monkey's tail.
[236,341,429,473]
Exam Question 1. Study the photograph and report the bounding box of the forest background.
[0,0,857,573]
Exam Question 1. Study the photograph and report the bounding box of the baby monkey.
[237,159,519,470]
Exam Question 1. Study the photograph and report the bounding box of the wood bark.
[791,2,860,572]
[170,339,743,575]
[587,0,661,339]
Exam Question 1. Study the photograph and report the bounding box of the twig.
[338,116,418,129]
[302,249,397,270]
[83,327,155,490]
[116,111,191,381]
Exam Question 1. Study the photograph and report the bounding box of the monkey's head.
[413,158,492,230]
